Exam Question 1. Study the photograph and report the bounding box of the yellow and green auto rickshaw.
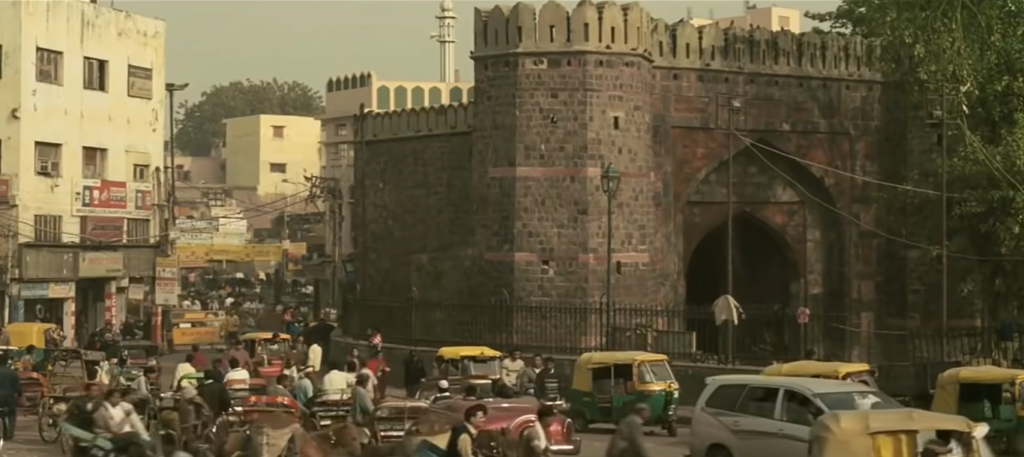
[931,365,1024,452]
[761,360,879,388]
[6,322,59,348]
[809,409,992,457]
[429,346,503,397]
[564,351,679,436]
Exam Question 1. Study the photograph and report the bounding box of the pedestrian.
[518,354,543,396]
[605,403,652,457]
[431,380,453,404]
[404,350,427,399]
[446,403,487,457]
[347,347,364,371]
[307,341,323,373]
[224,311,241,343]
[294,366,315,406]
[368,328,383,352]
[221,339,252,372]
[224,357,250,389]
[210,359,226,383]
[501,348,525,390]
[174,353,197,389]
[190,345,208,371]
[522,404,555,457]
[350,372,376,444]
[536,357,560,400]
[366,349,390,399]
[0,354,21,440]
[197,369,231,420]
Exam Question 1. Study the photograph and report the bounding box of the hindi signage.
[155,257,179,306]
[78,251,124,278]
[80,217,125,242]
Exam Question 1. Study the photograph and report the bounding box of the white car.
[689,375,903,457]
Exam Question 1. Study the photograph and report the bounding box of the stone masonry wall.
[353,104,475,302]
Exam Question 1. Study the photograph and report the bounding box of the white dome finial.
[440,0,454,13]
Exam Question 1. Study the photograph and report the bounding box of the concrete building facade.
[222,114,321,198]
[0,0,166,342]
[690,5,802,31]
[354,0,906,360]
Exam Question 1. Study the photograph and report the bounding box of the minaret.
[433,0,457,83]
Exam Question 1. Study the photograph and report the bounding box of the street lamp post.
[165,82,189,222]
[600,163,621,351]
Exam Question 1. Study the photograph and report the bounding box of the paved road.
[3,350,690,457]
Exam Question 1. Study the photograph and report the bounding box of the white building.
[0,0,166,341]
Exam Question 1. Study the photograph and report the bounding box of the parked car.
[689,375,904,457]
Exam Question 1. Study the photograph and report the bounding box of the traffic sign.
[796,307,811,324]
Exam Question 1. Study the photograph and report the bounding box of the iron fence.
[349,298,863,366]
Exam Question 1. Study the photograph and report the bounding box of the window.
[36,48,63,85]
[174,164,186,182]
[735,386,780,419]
[34,215,62,243]
[126,219,150,244]
[613,116,621,130]
[82,147,106,179]
[778,16,791,30]
[83,57,108,92]
[815,391,902,412]
[272,126,286,138]
[780,389,818,426]
[132,164,148,182]
[703,384,747,412]
[336,143,353,166]
[269,163,287,174]
[127,65,153,99]
[335,123,348,137]
[34,142,61,176]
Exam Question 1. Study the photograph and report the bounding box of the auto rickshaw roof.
[436,346,502,359]
[575,351,669,369]
[935,365,1024,386]
[5,322,57,332]
[809,409,977,456]
[240,332,292,341]
[761,360,874,378]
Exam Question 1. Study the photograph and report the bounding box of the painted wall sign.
[79,251,125,278]
[80,217,125,242]
[155,257,180,306]
[72,180,152,218]
[19,281,75,299]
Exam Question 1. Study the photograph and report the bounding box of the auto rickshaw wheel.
[37,398,62,443]
[706,445,733,457]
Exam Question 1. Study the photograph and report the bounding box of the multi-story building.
[690,5,802,31]
[223,114,321,198]
[0,0,165,341]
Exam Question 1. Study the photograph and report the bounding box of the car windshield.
[639,361,675,383]
[461,358,500,377]
[816,391,903,411]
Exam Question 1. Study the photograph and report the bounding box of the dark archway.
[686,212,801,360]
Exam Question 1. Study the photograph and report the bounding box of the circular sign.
[796,307,811,324]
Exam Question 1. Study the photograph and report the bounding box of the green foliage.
[808,1,1024,309]
[174,79,324,157]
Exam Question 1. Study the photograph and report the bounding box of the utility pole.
[164,83,189,222]
[927,84,957,358]
[306,175,343,323]
[724,97,744,362]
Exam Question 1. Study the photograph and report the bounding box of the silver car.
[688,375,903,457]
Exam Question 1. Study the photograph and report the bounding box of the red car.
[408,397,581,456]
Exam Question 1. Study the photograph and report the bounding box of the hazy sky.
[116,1,842,104]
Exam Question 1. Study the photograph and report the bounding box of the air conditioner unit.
[36,159,57,175]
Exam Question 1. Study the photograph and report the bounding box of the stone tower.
[471,0,665,304]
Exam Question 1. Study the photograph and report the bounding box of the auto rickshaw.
[564,351,679,436]
[6,322,58,348]
[115,340,161,392]
[931,365,1024,451]
[809,409,992,457]
[429,346,503,396]
[761,360,879,388]
[241,332,292,379]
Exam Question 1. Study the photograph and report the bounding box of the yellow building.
[222,115,321,198]
[691,6,803,31]
[0,0,166,334]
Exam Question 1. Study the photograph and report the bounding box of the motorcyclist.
[92,388,151,456]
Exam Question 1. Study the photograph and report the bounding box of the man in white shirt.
[307,342,323,373]
[173,354,197,389]
[223,357,251,389]
[501,349,525,389]
[321,361,356,401]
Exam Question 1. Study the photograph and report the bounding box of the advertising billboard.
[72,180,152,218]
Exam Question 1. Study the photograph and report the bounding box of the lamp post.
[600,163,621,350]
[165,82,189,222]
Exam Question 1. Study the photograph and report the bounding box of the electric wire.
[733,131,1024,261]
[0,188,312,243]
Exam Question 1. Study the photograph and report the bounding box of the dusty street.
[2,350,691,457]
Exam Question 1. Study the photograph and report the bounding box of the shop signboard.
[155,257,179,306]
[176,219,218,232]
[178,232,213,245]
[212,232,247,245]
[72,180,152,218]
[79,251,125,278]
[80,217,125,242]
[19,281,75,299]
[217,218,247,234]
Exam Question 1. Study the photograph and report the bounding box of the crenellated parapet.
[473,0,881,79]
[326,71,376,93]
[365,103,474,140]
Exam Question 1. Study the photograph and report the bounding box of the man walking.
[605,404,652,457]
[0,354,21,440]
[404,350,427,399]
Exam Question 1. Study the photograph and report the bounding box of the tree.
[807,1,1024,313]
[174,79,324,156]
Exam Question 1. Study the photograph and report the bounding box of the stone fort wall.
[354,0,888,319]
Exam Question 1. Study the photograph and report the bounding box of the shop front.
[124,247,157,339]
[76,250,124,343]
[14,282,74,331]
[15,246,78,344]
